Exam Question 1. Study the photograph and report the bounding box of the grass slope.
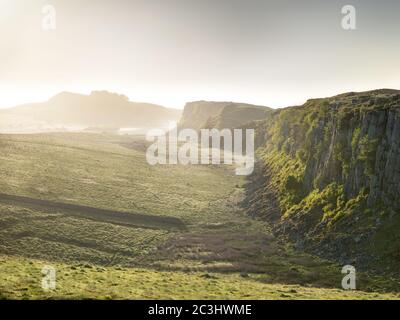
[1,255,399,300]
[0,133,399,299]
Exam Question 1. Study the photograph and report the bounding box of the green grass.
[0,132,399,299]
[1,255,399,300]
[0,202,170,266]
[0,133,239,224]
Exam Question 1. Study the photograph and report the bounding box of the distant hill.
[178,101,272,131]
[0,91,181,133]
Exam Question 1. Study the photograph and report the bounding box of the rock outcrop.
[178,101,272,131]
[246,89,400,272]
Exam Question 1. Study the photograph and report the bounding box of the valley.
[0,132,399,299]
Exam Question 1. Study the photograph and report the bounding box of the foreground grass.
[1,255,398,300]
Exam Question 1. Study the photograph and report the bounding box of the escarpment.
[178,101,272,131]
[246,89,400,271]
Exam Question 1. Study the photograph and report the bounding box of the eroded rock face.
[301,98,400,210]
[247,90,400,270]
[368,108,400,208]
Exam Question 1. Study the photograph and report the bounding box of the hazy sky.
[1,0,399,109]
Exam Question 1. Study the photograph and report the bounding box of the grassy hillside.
[0,132,399,299]
[0,133,236,222]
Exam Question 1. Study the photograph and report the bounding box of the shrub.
[284,175,303,193]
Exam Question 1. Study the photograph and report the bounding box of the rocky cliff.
[178,101,272,130]
[245,89,400,272]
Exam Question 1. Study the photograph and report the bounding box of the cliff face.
[288,90,400,209]
[246,89,400,271]
[178,101,272,130]
[178,101,228,131]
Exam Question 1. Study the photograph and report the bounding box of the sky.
[0,0,399,109]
